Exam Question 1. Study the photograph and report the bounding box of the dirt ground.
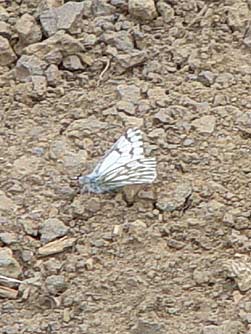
[1,0,251,333]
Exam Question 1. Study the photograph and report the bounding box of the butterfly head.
[78,174,103,193]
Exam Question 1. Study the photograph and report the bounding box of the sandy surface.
[0,0,250,333]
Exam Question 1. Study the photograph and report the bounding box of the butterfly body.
[78,173,104,193]
[79,128,156,193]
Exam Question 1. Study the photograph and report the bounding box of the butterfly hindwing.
[95,158,157,192]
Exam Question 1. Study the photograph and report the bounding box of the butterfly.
[78,128,157,193]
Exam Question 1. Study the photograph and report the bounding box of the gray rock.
[166,239,186,250]
[154,105,186,123]
[156,182,192,212]
[239,310,251,323]
[0,233,17,245]
[0,22,11,39]
[126,220,147,242]
[131,319,165,334]
[116,100,136,115]
[2,325,20,334]
[154,110,170,123]
[193,268,211,284]
[147,87,169,105]
[215,72,235,89]
[236,111,251,134]
[191,115,216,134]
[62,150,87,169]
[0,191,15,213]
[128,0,158,21]
[91,239,105,248]
[0,5,9,21]
[45,64,61,86]
[15,13,42,49]
[21,220,39,237]
[40,218,69,244]
[243,301,251,312]
[71,197,86,217]
[102,31,134,51]
[117,84,141,102]
[222,320,244,334]
[40,1,86,37]
[0,36,17,66]
[0,248,22,278]
[227,260,251,292]
[85,198,101,213]
[65,117,107,138]
[137,189,155,200]
[93,16,116,32]
[72,197,102,218]
[31,75,47,97]
[45,274,67,295]
[148,128,165,141]
[32,147,45,156]
[201,325,223,334]
[23,31,85,63]
[115,50,147,69]
[21,249,33,262]
[78,53,94,67]
[44,258,62,274]
[91,1,116,16]
[15,55,47,82]
[49,139,70,160]
[183,138,194,146]
[244,26,251,47]
[111,0,128,10]
[62,55,84,71]
[36,0,64,18]
[198,70,216,87]
[156,2,174,23]
[119,114,143,128]
[80,33,97,48]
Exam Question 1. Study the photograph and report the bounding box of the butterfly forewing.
[92,128,144,176]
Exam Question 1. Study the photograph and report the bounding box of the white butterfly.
[79,128,157,193]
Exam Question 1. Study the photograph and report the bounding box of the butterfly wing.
[95,158,157,192]
[92,128,144,177]
[80,128,157,193]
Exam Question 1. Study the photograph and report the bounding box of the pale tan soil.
[0,0,251,333]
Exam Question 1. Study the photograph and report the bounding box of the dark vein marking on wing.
[93,128,144,175]
[95,158,156,188]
